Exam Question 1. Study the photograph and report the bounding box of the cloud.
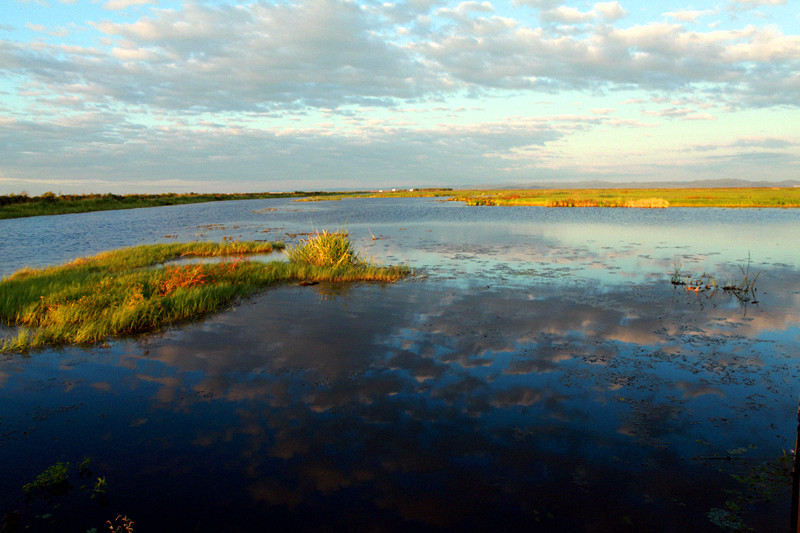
[540,2,627,24]
[682,113,717,120]
[663,9,717,23]
[512,0,563,8]
[0,110,569,189]
[2,0,798,115]
[728,0,787,12]
[540,6,594,24]
[103,0,157,10]
[592,2,627,21]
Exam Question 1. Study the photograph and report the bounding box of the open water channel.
[1,197,799,532]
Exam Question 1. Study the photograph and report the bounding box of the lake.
[1,197,799,532]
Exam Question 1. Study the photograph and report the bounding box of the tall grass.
[0,239,409,353]
[284,230,360,267]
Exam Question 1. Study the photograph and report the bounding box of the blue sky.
[1,0,798,194]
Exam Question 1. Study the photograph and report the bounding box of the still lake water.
[1,197,799,532]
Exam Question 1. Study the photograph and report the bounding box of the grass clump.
[0,239,409,353]
[284,230,361,267]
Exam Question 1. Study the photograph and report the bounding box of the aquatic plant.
[91,477,107,499]
[107,515,134,533]
[0,240,409,352]
[669,255,760,304]
[721,253,761,302]
[23,462,70,499]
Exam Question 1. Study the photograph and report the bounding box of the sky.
[1,0,799,194]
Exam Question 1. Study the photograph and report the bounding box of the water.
[1,198,799,532]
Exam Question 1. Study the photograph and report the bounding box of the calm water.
[1,198,799,532]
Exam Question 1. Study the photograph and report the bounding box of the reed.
[0,240,409,352]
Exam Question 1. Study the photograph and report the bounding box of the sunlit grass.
[445,188,800,208]
[284,230,360,267]
[0,239,409,353]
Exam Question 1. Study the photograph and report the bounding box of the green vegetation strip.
[0,191,367,219]
[443,187,800,208]
[292,187,800,208]
[0,235,409,353]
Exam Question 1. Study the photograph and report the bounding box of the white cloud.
[512,0,562,8]
[682,113,717,120]
[540,2,626,24]
[103,0,156,10]
[592,2,627,22]
[728,0,787,10]
[540,6,593,24]
[2,0,797,114]
[663,9,717,23]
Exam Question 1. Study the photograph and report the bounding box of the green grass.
[444,188,800,208]
[0,238,409,353]
[0,191,368,219]
[284,230,360,267]
[295,187,800,207]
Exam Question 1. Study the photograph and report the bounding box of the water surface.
[1,198,799,532]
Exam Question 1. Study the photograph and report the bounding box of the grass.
[0,191,367,219]
[0,237,409,353]
[445,188,800,208]
[4,188,797,219]
[289,187,799,208]
[284,230,360,267]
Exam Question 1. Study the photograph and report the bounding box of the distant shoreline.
[0,191,361,220]
[2,187,799,219]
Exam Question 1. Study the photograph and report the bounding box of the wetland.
[1,197,799,532]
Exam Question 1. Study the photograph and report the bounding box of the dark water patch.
[1,276,798,531]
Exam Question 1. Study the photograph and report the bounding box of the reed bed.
[0,237,409,352]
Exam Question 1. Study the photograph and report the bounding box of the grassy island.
[0,234,409,353]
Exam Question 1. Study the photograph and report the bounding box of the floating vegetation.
[23,462,70,500]
[705,451,793,531]
[0,240,409,352]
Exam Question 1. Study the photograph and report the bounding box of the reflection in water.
[1,200,799,532]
